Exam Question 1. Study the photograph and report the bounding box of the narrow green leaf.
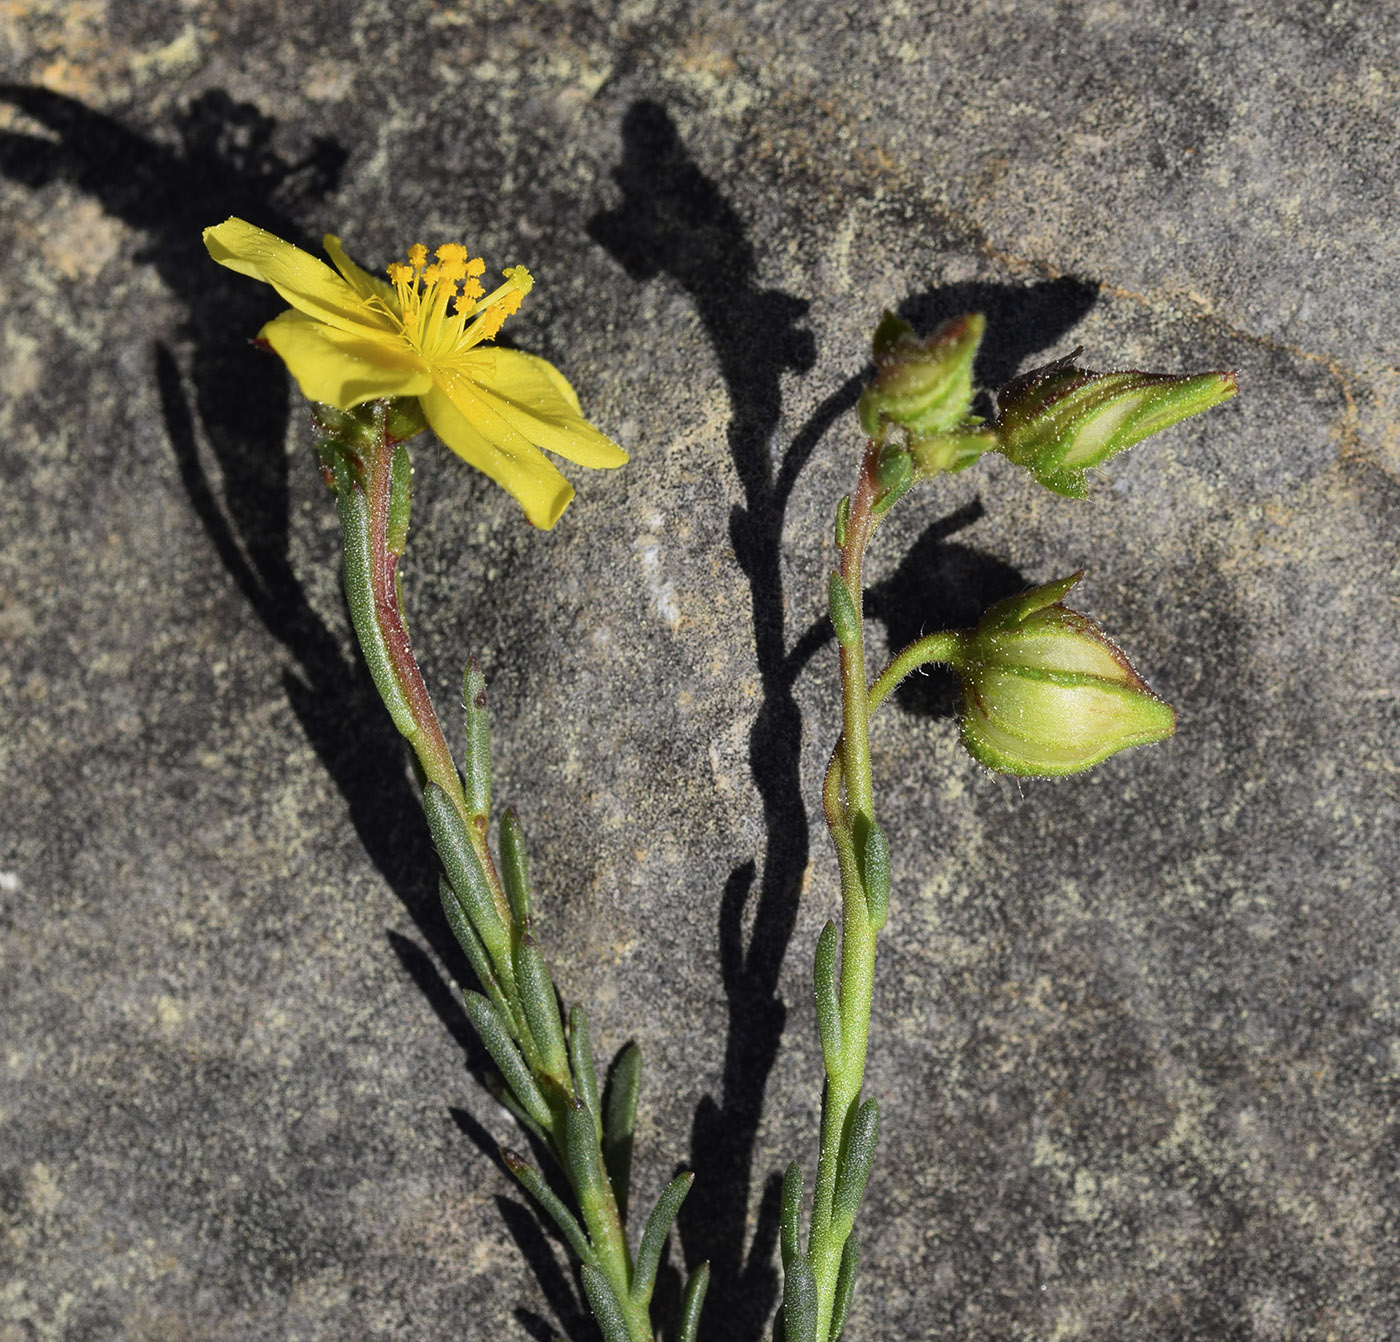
[676,1261,710,1342]
[828,571,860,647]
[631,1172,693,1307]
[813,921,843,1075]
[499,806,533,928]
[832,1099,880,1239]
[461,657,491,822]
[833,494,850,549]
[781,1254,818,1342]
[829,1232,859,1340]
[501,1148,596,1267]
[514,934,569,1082]
[603,1042,641,1223]
[579,1264,631,1342]
[463,991,552,1130]
[422,784,510,969]
[564,1098,611,1205]
[779,1161,803,1271]
[439,876,515,1030]
[569,1006,603,1142]
[857,818,890,931]
[490,1078,547,1146]
[336,485,415,738]
[386,441,413,556]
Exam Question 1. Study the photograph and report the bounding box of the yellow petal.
[322,233,399,311]
[460,348,629,468]
[260,311,433,407]
[422,372,574,529]
[204,218,394,339]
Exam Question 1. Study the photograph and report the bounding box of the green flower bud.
[948,573,1175,777]
[858,312,985,438]
[993,351,1238,497]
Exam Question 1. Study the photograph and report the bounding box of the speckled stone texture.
[2,2,1397,1339]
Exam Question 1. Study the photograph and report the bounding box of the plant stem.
[806,441,884,1340]
[326,403,654,1342]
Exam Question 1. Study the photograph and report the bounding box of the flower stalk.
[315,398,706,1342]
[781,313,1234,1341]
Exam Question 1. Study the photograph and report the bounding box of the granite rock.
[2,2,1398,1338]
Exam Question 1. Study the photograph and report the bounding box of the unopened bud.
[949,573,1175,776]
[993,351,1237,497]
[858,312,985,438]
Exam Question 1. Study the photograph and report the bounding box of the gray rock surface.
[2,2,1398,1338]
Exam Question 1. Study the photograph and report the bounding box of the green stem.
[806,442,884,1340]
[326,402,653,1342]
[804,453,961,1340]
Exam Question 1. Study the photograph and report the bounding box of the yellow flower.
[203,218,627,529]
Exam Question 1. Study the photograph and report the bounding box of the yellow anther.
[475,308,509,341]
[436,243,469,264]
[439,256,468,284]
[407,243,428,269]
[386,262,413,284]
[461,277,485,301]
[466,256,485,277]
[422,264,442,285]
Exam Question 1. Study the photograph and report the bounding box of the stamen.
[407,243,428,269]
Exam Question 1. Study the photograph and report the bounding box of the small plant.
[206,220,1235,1340]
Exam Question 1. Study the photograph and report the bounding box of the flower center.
[382,242,533,365]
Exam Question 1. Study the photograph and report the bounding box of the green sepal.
[499,806,533,929]
[813,922,843,1075]
[580,1264,632,1342]
[828,572,860,647]
[908,424,999,478]
[463,991,553,1131]
[781,1253,819,1342]
[779,1161,803,1271]
[832,1099,879,1240]
[632,1172,694,1307]
[514,934,569,1084]
[855,818,890,931]
[870,310,915,362]
[677,1262,710,1342]
[569,1005,603,1141]
[461,658,491,823]
[502,1147,597,1267]
[830,1232,859,1340]
[423,786,512,978]
[603,1042,642,1223]
[383,395,427,443]
[386,442,413,556]
[311,400,378,453]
